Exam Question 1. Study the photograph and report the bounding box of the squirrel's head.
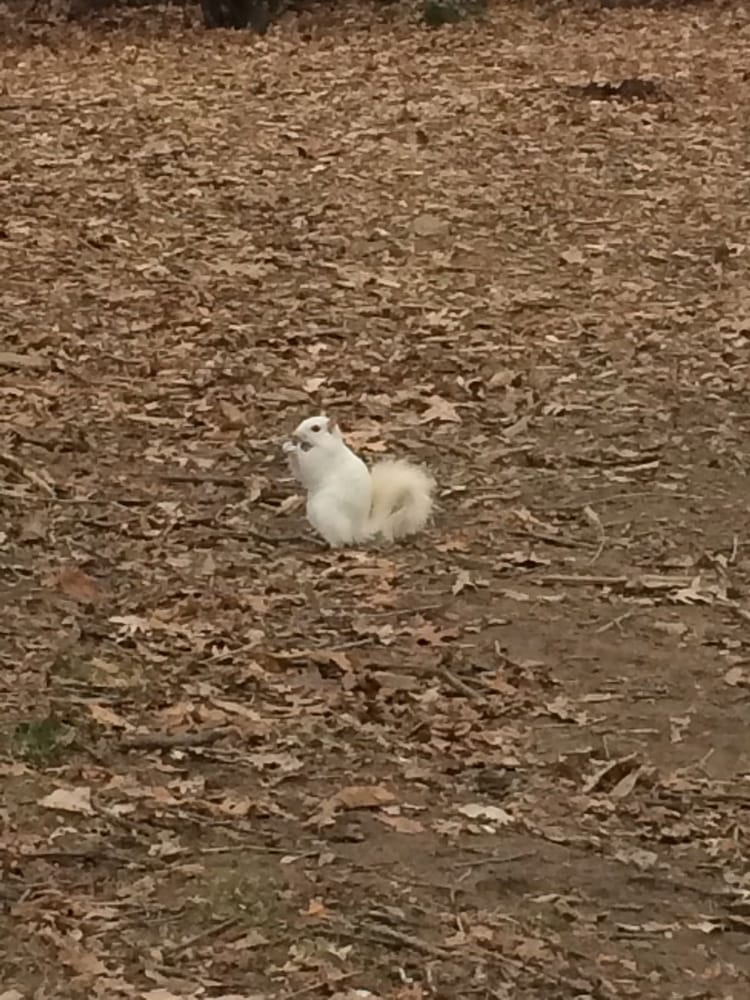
[291,415,342,450]
[283,416,344,482]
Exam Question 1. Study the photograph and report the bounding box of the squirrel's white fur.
[283,415,434,547]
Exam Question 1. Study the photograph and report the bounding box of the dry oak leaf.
[304,897,332,920]
[61,946,107,978]
[39,786,94,815]
[88,703,133,730]
[378,814,425,835]
[219,400,245,427]
[419,395,461,424]
[19,510,48,542]
[723,666,747,687]
[310,784,396,827]
[413,212,449,237]
[583,753,639,794]
[45,566,105,605]
[0,350,48,370]
[560,247,586,265]
[141,992,198,1000]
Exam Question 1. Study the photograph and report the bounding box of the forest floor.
[1,1,750,998]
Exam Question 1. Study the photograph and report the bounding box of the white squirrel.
[282,415,435,547]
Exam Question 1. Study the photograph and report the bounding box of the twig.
[583,504,607,565]
[436,664,481,699]
[366,602,447,618]
[149,471,248,487]
[627,870,731,901]
[162,915,241,956]
[0,451,56,497]
[282,971,360,999]
[0,350,48,370]
[197,845,318,857]
[595,610,636,634]
[555,489,687,510]
[508,528,593,550]
[246,527,316,545]
[204,640,264,665]
[119,727,231,751]
[359,920,453,959]
[453,850,535,870]
[24,848,132,865]
[536,574,627,587]
[410,658,482,699]
[353,862,458,894]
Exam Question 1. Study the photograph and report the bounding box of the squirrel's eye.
[311,425,320,433]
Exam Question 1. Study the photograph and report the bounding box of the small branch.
[149,471,248,487]
[508,528,594,550]
[24,847,134,865]
[453,850,535,870]
[359,921,453,959]
[436,664,481,700]
[536,574,627,587]
[366,601,447,618]
[595,611,636,634]
[245,527,316,546]
[0,350,48,370]
[282,971,360,999]
[0,451,56,497]
[162,915,241,956]
[411,657,483,699]
[119,727,231,751]
[198,844,319,858]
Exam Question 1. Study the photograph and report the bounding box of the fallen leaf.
[215,795,255,817]
[18,510,48,542]
[652,620,688,637]
[457,804,513,824]
[377,814,425,834]
[45,566,104,605]
[419,395,461,424]
[88,703,133,730]
[452,569,474,595]
[61,947,107,978]
[332,785,396,810]
[413,213,448,237]
[583,754,639,794]
[543,696,589,724]
[303,376,326,393]
[227,930,270,950]
[219,400,244,426]
[688,919,722,935]
[0,350,48,370]
[141,991,191,1000]
[560,247,586,265]
[310,784,396,826]
[670,714,691,743]
[39,786,94,815]
[304,897,332,919]
[615,847,658,870]
[723,666,746,686]
[609,766,643,799]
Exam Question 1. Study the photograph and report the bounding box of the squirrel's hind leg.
[307,494,365,548]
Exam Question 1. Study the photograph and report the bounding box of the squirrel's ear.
[326,415,338,434]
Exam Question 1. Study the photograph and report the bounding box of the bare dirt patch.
[1,2,749,998]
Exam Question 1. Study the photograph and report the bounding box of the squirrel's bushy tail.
[368,459,435,542]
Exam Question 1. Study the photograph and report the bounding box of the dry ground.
[1,1,750,998]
